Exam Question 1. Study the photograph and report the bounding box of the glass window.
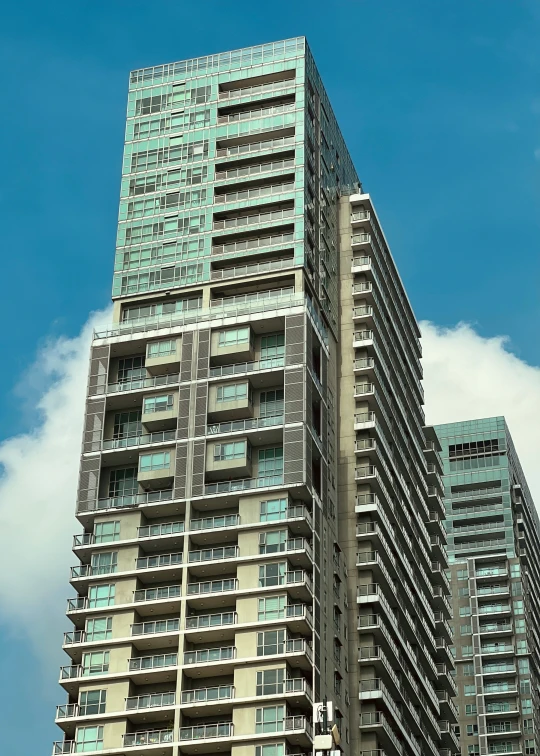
[218,327,250,347]
[513,600,524,615]
[525,740,535,755]
[522,699,533,714]
[464,684,476,696]
[465,704,477,715]
[88,585,115,609]
[468,747,480,756]
[108,468,137,498]
[515,618,526,633]
[75,726,104,753]
[519,658,530,674]
[459,587,470,597]
[460,624,472,636]
[256,744,284,756]
[143,394,174,413]
[258,595,286,621]
[255,705,285,733]
[259,530,287,554]
[139,451,171,472]
[147,339,177,357]
[82,651,110,677]
[113,410,142,439]
[259,563,286,587]
[260,333,285,360]
[216,383,248,402]
[467,725,479,736]
[517,639,528,654]
[259,389,284,417]
[213,441,247,461]
[256,668,285,696]
[459,606,472,616]
[258,447,284,477]
[457,569,468,580]
[94,521,120,544]
[462,663,474,676]
[91,552,118,575]
[257,629,285,656]
[85,617,112,641]
[79,690,106,716]
[118,356,145,383]
[510,563,521,577]
[260,498,287,522]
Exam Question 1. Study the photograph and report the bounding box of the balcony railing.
[218,102,296,124]
[103,429,176,450]
[207,414,283,435]
[91,488,173,512]
[213,205,294,230]
[215,156,295,182]
[124,729,174,747]
[126,692,175,710]
[211,256,293,280]
[190,514,240,531]
[181,685,234,703]
[215,181,295,205]
[106,373,179,394]
[205,475,283,495]
[183,646,236,665]
[187,578,238,595]
[188,545,239,562]
[138,521,184,538]
[136,552,183,569]
[134,585,181,602]
[215,134,295,158]
[209,356,284,377]
[480,621,513,633]
[179,722,233,740]
[131,618,179,636]
[185,612,237,630]
[129,653,178,671]
[211,286,294,309]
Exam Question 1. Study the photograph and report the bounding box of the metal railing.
[124,729,173,747]
[215,134,295,158]
[90,488,173,513]
[179,722,233,740]
[207,414,283,435]
[211,286,294,308]
[190,513,239,530]
[103,429,176,450]
[134,585,181,602]
[136,552,182,570]
[215,181,295,204]
[205,475,283,494]
[211,256,293,280]
[185,612,237,629]
[188,545,239,563]
[138,521,184,538]
[183,646,236,665]
[181,685,234,703]
[209,356,284,377]
[129,653,178,671]
[105,373,179,394]
[213,206,294,230]
[187,578,238,595]
[218,102,296,124]
[131,618,179,636]
[216,157,295,182]
[126,692,175,710]
[218,79,296,100]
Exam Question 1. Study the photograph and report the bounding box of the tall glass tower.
[436,417,540,756]
[53,37,454,756]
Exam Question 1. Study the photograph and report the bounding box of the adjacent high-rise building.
[54,37,455,756]
[435,417,540,756]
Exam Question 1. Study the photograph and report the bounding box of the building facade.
[54,37,454,756]
[435,417,540,756]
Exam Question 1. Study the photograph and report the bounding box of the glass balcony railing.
[129,653,178,671]
[215,134,295,158]
[215,156,295,182]
[218,102,296,124]
[185,612,237,630]
[181,685,234,704]
[207,414,284,435]
[187,578,238,595]
[131,619,179,636]
[209,356,285,378]
[213,206,294,230]
[215,181,295,205]
[123,729,174,747]
[103,429,176,450]
[183,646,236,665]
[126,692,175,710]
[106,373,179,394]
[205,475,283,494]
[134,585,181,602]
[138,521,184,538]
[179,722,233,740]
[136,552,182,570]
[211,256,293,280]
[188,545,239,563]
[190,514,239,531]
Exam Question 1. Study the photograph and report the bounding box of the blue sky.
[1,0,539,753]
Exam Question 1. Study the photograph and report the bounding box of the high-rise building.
[435,417,540,756]
[54,37,454,756]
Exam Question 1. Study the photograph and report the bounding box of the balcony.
[354,411,376,430]
[187,546,239,576]
[484,683,518,697]
[129,653,178,672]
[124,729,174,748]
[215,134,295,159]
[185,612,237,639]
[215,155,295,182]
[215,180,295,205]
[183,646,236,673]
[126,691,175,711]
[102,429,176,451]
[480,621,513,636]
[131,618,180,638]
[481,644,515,656]
[190,513,240,531]
[436,690,459,722]
[133,585,182,611]
[213,204,294,230]
[482,664,517,678]
[207,414,284,437]
[204,474,283,495]
[136,552,183,578]
[138,521,185,539]
[209,356,285,378]
[179,722,233,753]
[105,372,180,395]
[86,487,174,514]
[212,256,294,281]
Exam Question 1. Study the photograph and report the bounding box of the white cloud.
[421,321,540,502]
[0,312,538,679]
[0,307,111,673]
